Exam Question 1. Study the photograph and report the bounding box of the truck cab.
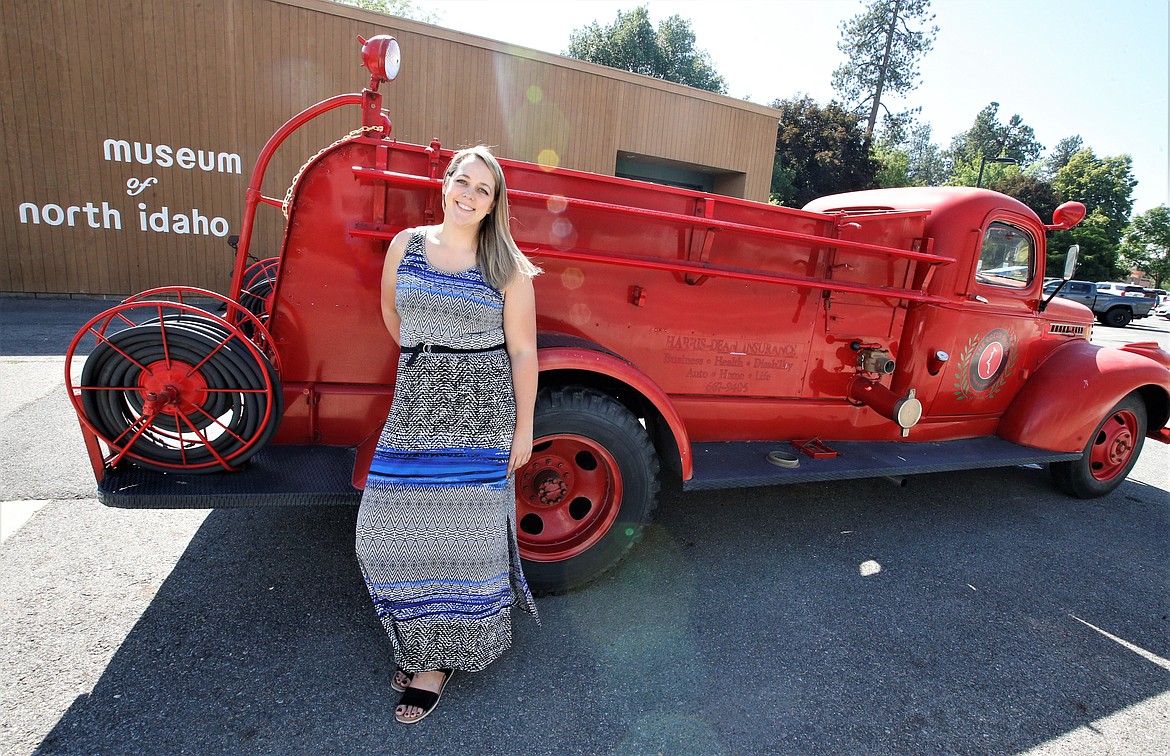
[805,187,1090,429]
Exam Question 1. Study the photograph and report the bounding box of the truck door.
[896,214,1046,424]
[1058,281,1094,308]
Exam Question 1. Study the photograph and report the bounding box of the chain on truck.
[65,36,1170,595]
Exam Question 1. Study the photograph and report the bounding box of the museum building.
[2,0,780,295]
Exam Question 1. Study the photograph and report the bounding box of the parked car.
[1043,280,1156,327]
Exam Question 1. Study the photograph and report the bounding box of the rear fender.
[537,344,693,480]
[999,340,1170,451]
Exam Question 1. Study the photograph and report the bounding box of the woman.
[356,146,541,725]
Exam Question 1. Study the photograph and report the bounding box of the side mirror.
[1040,244,1080,312]
[1045,201,1087,231]
[1064,244,1079,279]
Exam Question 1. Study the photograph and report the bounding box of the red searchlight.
[358,34,401,85]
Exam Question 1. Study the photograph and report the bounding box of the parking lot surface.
[2,297,1167,754]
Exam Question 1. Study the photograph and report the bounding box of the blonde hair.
[443,146,541,290]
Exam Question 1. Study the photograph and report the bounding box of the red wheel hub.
[138,361,208,418]
[515,434,623,562]
[532,469,569,506]
[1089,408,1138,481]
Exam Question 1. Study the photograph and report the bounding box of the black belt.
[401,342,505,366]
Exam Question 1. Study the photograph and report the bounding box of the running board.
[97,445,361,509]
[97,438,1085,504]
[684,437,1082,491]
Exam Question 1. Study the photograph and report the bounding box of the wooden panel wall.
[1,0,779,295]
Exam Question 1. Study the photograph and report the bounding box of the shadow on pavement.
[1119,320,1170,336]
[34,465,1170,754]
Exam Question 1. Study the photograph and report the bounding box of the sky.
[417,0,1168,215]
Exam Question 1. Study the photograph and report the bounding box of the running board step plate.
[97,445,361,509]
[684,437,1082,491]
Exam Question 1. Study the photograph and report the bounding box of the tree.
[876,119,948,187]
[945,102,1045,185]
[1120,205,1170,287]
[870,115,910,187]
[1048,149,1138,281]
[1044,135,1084,178]
[953,103,1041,169]
[995,173,1058,219]
[334,0,441,23]
[652,14,728,93]
[871,119,948,187]
[565,6,727,93]
[1053,150,1136,239]
[903,122,947,185]
[832,0,938,145]
[770,96,878,207]
[873,142,911,187]
[1049,211,1122,283]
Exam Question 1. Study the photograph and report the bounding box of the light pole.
[977,156,1019,188]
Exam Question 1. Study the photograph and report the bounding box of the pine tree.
[832,0,938,146]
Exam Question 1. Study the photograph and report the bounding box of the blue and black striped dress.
[357,229,537,673]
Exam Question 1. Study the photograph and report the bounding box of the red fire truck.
[66,36,1170,593]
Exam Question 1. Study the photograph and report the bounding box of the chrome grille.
[1049,322,1088,338]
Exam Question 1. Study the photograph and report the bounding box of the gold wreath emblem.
[953,330,1019,401]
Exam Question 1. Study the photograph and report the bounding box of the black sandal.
[391,669,414,693]
[395,668,453,725]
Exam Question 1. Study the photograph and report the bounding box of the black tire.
[1049,392,1146,498]
[516,387,660,595]
[1102,307,1133,328]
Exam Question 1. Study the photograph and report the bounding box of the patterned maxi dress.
[356,230,538,673]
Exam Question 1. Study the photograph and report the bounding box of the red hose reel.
[65,286,283,475]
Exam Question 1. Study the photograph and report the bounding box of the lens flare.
[560,267,585,290]
[551,217,574,240]
[537,149,560,170]
[563,526,699,672]
[569,303,591,325]
[551,217,578,250]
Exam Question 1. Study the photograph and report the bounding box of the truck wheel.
[1102,307,1133,327]
[516,387,660,595]
[1049,392,1146,498]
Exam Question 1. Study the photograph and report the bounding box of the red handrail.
[229,93,392,311]
[350,166,951,266]
[347,226,948,304]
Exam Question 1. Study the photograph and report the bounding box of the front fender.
[999,340,1170,452]
[537,345,693,480]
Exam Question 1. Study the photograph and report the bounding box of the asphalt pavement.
[1,296,1167,755]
